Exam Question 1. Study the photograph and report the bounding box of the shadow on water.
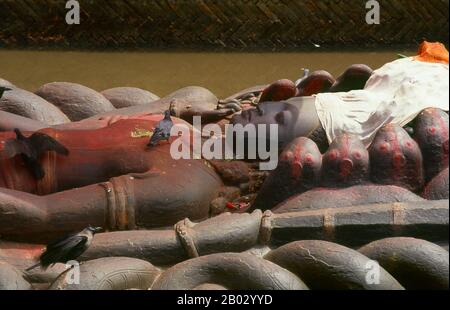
[0,49,415,98]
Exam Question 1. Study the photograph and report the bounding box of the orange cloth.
[414,41,449,64]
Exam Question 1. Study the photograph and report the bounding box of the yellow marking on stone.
[131,127,153,138]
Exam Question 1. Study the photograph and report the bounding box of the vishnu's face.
[230,101,299,148]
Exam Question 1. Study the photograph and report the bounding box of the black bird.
[0,86,12,98]
[148,110,174,147]
[26,226,102,272]
[3,128,69,179]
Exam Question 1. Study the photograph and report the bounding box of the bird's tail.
[25,262,41,272]
[147,138,158,147]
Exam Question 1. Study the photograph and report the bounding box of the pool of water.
[0,49,415,99]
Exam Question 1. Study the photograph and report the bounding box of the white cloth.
[315,57,449,147]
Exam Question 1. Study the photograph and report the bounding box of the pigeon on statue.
[148,110,174,147]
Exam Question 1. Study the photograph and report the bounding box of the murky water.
[0,50,415,99]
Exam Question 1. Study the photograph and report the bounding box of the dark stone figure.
[413,108,449,181]
[251,137,322,210]
[369,124,424,192]
[329,64,373,92]
[321,134,370,187]
[422,167,449,200]
[259,79,297,102]
[296,70,335,96]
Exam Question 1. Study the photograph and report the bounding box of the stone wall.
[0,0,448,50]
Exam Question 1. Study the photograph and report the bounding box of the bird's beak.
[3,88,12,92]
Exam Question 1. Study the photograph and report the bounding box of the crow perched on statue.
[148,110,174,147]
[0,86,12,98]
[3,128,69,179]
[26,226,102,272]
